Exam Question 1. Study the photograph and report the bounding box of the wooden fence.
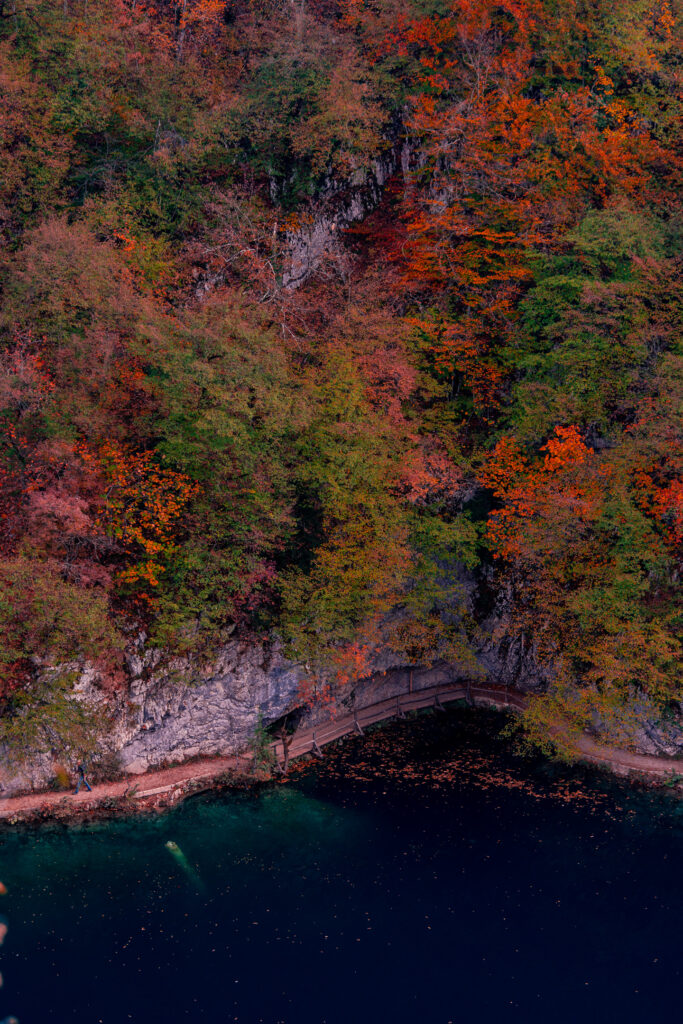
[270,681,527,770]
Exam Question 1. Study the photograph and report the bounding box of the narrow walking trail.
[272,683,683,779]
[0,682,680,822]
[0,753,254,822]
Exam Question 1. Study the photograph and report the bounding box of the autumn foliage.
[0,0,681,755]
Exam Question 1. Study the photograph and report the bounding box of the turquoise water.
[0,707,681,1023]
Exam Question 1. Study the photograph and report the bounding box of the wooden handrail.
[271,681,522,764]
[269,681,683,780]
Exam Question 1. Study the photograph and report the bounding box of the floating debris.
[164,841,204,890]
[293,716,622,817]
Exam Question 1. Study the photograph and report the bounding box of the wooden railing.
[270,681,527,769]
[270,679,683,780]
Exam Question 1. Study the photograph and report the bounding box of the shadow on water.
[1,707,682,1023]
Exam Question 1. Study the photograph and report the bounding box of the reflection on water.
[0,708,681,1023]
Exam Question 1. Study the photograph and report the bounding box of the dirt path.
[271,683,682,778]
[0,752,254,822]
[1,682,680,822]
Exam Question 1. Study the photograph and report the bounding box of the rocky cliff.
[3,617,681,799]
[280,143,408,288]
[0,628,502,795]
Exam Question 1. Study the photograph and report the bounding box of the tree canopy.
[0,0,681,755]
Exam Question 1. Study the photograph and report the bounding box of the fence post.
[279,728,291,773]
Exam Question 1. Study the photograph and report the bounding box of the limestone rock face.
[589,692,683,758]
[476,634,551,693]
[117,642,305,774]
[281,145,406,288]
[193,144,407,300]
[633,718,683,757]
[0,752,54,797]
[2,617,682,798]
[0,641,306,796]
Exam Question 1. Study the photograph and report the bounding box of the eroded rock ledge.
[280,143,408,288]
[2,631,682,798]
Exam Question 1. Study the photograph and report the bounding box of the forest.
[0,0,681,759]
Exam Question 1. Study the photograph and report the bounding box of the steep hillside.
[0,0,681,770]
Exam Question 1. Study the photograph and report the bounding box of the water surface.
[0,707,680,1022]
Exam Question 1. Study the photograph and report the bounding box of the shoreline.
[1,683,681,825]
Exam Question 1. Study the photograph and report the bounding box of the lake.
[0,706,680,1023]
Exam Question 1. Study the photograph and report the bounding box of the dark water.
[0,707,681,1023]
